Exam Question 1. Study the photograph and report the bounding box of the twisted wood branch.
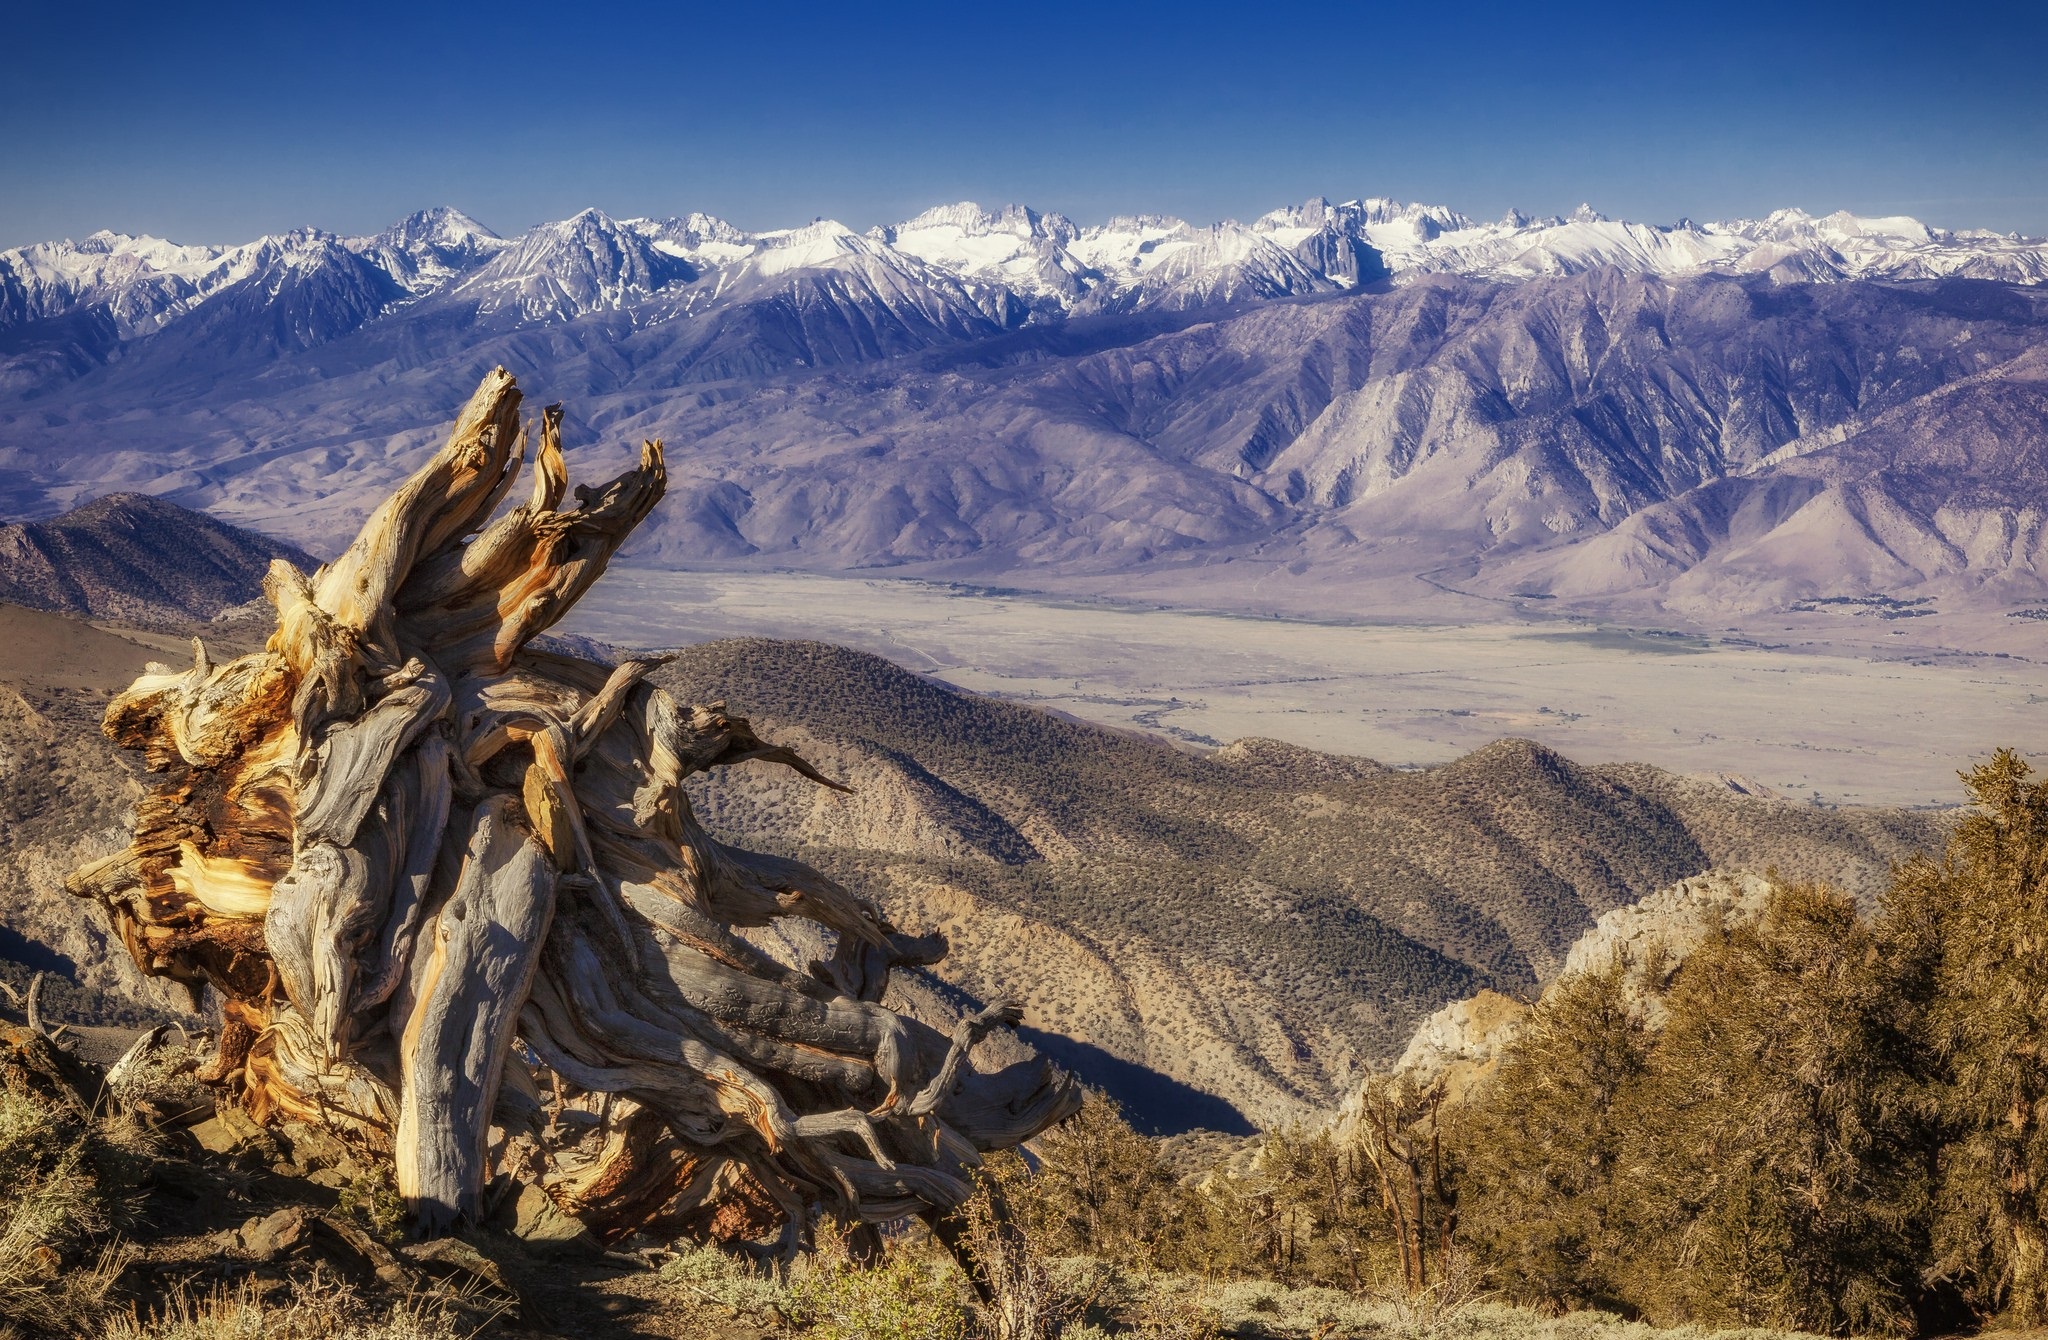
[68,369,1078,1244]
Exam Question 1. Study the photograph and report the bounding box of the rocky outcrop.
[1382,989,1532,1103]
[1560,870,1776,1019]
[1374,869,1778,1101]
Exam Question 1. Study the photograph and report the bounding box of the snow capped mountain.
[1714,208,2048,283]
[636,211,753,264]
[730,220,1015,324]
[0,227,343,339]
[446,207,691,322]
[1243,196,2048,287]
[345,206,506,294]
[4,193,2046,405]
[4,193,2048,626]
[0,225,410,391]
[876,203,1087,312]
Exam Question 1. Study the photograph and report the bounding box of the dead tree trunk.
[1354,1076,1453,1294]
[69,369,1079,1245]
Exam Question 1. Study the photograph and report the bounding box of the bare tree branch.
[67,369,1080,1246]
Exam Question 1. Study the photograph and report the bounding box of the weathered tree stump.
[68,369,1078,1244]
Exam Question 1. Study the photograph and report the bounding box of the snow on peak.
[451,207,692,320]
[631,213,753,265]
[747,219,865,276]
[371,206,500,249]
[670,212,748,244]
[876,202,1084,300]
[7,194,2048,362]
[343,207,508,296]
[0,226,368,337]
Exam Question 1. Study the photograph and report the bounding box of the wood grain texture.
[67,369,1079,1245]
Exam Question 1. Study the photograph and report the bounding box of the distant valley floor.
[563,567,2048,809]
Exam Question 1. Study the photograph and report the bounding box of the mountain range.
[4,196,2048,618]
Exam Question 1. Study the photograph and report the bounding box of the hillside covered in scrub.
[1,750,2040,1340]
[0,594,1945,1133]
[657,637,1941,1125]
[0,498,2027,1340]
[0,493,313,622]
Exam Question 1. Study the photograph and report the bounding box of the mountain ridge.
[8,195,2044,390]
[0,491,314,620]
[6,196,2048,623]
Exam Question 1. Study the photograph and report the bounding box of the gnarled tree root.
[69,369,1079,1246]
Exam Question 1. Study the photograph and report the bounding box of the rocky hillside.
[0,493,312,621]
[0,609,1947,1133]
[5,226,2048,623]
[655,638,1942,1129]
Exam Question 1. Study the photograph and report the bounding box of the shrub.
[1458,882,1933,1335]
[1622,882,1928,1335]
[660,1241,794,1324]
[787,1225,972,1340]
[1456,957,1647,1312]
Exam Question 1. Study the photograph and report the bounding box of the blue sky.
[4,0,2045,247]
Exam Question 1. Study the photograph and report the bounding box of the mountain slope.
[654,637,1943,1128]
[10,267,2045,617]
[6,197,2048,619]
[0,493,314,620]
[0,611,1945,1131]
[1472,341,2048,612]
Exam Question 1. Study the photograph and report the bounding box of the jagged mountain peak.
[434,208,697,322]
[342,207,507,298]
[745,218,871,275]
[367,205,500,249]
[768,217,858,242]
[7,191,2048,406]
[1253,196,1341,230]
[542,205,631,238]
[76,228,154,253]
[640,211,749,246]
[896,201,1018,232]
[1721,206,1935,245]
[1088,212,1195,238]
[1350,196,1476,230]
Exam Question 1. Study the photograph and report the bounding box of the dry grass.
[659,1241,796,1325]
[99,1271,465,1340]
[0,1082,127,1335]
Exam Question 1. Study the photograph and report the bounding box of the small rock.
[237,1207,309,1260]
[313,1211,413,1291]
[508,1183,602,1258]
[188,1117,237,1154]
[191,1104,275,1159]
[401,1236,525,1314]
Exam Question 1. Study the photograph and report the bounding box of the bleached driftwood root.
[69,369,1078,1244]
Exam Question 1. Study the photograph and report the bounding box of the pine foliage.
[993,752,2048,1338]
